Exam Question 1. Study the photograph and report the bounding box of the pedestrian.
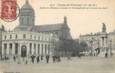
[105,53,108,58]
[41,56,43,60]
[13,56,16,62]
[52,56,55,63]
[36,56,40,63]
[25,60,28,64]
[46,55,49,63]
[31,55,35,63]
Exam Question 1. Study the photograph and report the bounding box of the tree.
[79,41,88,52]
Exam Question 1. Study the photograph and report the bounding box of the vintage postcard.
[0,0,115,73]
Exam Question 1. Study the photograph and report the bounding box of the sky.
[0,0,115,39]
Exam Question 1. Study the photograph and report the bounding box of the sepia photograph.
[0,0,115,73]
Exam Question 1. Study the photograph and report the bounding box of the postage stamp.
[0,0,19,22]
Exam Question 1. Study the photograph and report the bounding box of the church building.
[0,0,72,59]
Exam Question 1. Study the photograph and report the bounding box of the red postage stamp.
[0,0,19,22]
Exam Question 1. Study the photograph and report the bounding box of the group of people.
[11,55,61,64]
[0,54,62,64]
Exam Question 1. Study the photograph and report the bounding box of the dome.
[21,0,34,11]
[18,0,35,27]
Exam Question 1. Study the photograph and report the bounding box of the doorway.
[21,45,27,57]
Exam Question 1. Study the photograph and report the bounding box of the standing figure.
[41,56,43,60]
[52,56,55,63]
[31,55,35,63]
[13,56,16,62]
[36,56,40,63]
[46,55,50,63]
[105,53,108,58]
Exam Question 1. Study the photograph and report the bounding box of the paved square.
[0,56,115,73]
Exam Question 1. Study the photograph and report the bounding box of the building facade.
[79,23,115,56]
[1,31,58,58]
[0,0,72,59]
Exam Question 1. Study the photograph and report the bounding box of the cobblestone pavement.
[0,56,115,73]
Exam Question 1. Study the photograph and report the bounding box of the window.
[34,44,36,49]
[41,44,43,55]
[30,35,32,39]
[29,43,32,54]
[34,44,36,54]
[9,43,12,49]
[10,35,12,39]
[9,43,12,55]
[4,43,7,55]
[15,43,18,55]
[23,34,26,39]
[38,44,40,54]
[15,34,18,39]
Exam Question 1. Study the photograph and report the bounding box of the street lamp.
[109,39,112,56]
[90,37,94,56]
[105,34,108,54]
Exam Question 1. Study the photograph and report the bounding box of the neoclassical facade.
[79,23,115,55]
[1,31,58,58]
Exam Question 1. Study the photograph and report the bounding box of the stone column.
[37,43,40,55]
[27,43,29,57]
[12,43,15,56]
[39,43,42,56]
[7,43,9,56]
[2,43,4,56]
[19,43,21,57]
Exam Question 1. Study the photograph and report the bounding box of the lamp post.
[90,37,94,56]
[110,40,112,56]
[105,34,108,54]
